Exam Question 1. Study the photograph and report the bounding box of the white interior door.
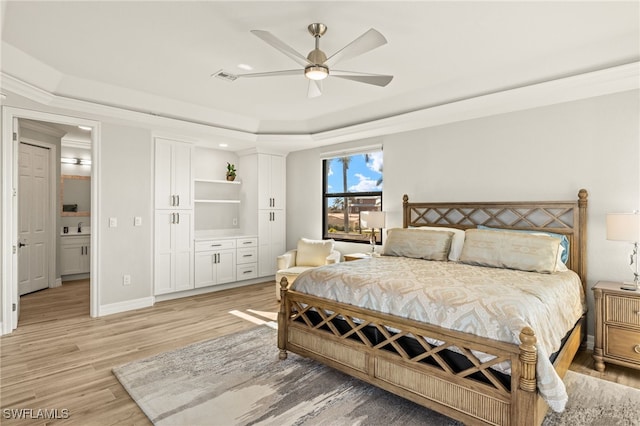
[18,142,51,295]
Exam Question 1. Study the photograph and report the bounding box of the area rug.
[113,326,640,426]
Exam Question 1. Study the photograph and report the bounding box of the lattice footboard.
[278,281,545,426]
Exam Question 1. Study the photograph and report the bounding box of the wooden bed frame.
[278,189,588,426]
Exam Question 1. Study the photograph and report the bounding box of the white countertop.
[194,229,257,241]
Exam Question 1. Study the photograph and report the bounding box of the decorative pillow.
[409,226,466,261]
[477,225,570,264]
[460,229,560,273]
[383,228,454,261]
[296,238,335,267]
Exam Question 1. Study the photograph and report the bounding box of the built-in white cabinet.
[239,152,286,278]
[155,138,193,210]
[155,210,193,295]
[154,137,195,295]
[60,235,90,275]
[194,237,257,288]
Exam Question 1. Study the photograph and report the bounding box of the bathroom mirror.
[61,175,90,217]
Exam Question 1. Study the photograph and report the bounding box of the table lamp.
[361,211,385,254]
[606,212,640,290]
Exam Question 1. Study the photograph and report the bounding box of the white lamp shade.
[606,213,640,242]
[361,211,386,229]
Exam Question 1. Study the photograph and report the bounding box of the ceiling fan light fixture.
[305,65,329,81]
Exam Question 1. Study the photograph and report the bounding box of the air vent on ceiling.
[212,69,238,82]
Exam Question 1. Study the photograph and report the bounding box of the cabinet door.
[154,139,193,209]
[258,210,286,277]
[80,244,90,273]
[216,250,236,284]
[155,140,174,209]
[270,155,285,210]
[257,154,285,210]
[154,211,174,294]
[172,142,193,209]
[60,244,84,275]
[258,155,272,210]
[194,251,215,288]
[173,211,193,291]
[154,211,193,294]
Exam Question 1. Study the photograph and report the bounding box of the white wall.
[98,124,153,305]
[286,90,640,336]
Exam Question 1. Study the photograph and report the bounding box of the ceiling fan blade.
[325,28,387,67]
[237,69,302,79]
[251,30,312,67]
[307,80,322,98]
[331,70,393,87]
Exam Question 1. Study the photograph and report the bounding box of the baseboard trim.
[51,278,62,288]
[154,278,271,303]
[98,297,155,316]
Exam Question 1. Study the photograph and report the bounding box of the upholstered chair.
[275,238,341,300]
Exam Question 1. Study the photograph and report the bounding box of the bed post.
[278,277,289,360]
[515,327,538,426]
[402,194,409,228]
[577,189,588,289]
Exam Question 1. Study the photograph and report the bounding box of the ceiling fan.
[216,23,393,98]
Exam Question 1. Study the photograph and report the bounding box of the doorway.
[1,107,100,334]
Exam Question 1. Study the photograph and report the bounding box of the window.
[323,149,383,244]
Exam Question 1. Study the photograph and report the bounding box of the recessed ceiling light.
[237,63,253,71]
[219,143,228,148]
[78,125,92,131]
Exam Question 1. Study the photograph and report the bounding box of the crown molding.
[2,62,638,152]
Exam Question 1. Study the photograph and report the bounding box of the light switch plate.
[134,216,142,226]
[109,217,118,227]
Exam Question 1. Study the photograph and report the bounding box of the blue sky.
[327,151,383,193]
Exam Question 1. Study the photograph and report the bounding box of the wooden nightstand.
[343,253,371,262]
[592,281,640,372]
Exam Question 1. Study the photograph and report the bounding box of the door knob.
[18,242,26,248]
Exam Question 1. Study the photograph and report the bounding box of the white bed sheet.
[291,256,586,412]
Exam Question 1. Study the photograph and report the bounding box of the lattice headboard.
[402,189,588,288]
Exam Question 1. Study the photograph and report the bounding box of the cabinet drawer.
[605,326,640,364]
[237,263,258,280]
[237,248,257,264]
[605,294,640,327]
[195,239,236,252]
[237,237,258,248]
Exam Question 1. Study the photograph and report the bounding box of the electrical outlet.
[232,218,238,226]
[123,274,131,286]
[134,216,142,226]
[109,217,118,227]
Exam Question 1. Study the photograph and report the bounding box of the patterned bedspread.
[291,256,586,412]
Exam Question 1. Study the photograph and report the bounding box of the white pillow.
[460,229,560,274]
[383,228,453,261]
[296,238,335,267]
[409,226,466,261]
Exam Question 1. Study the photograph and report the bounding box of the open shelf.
[194,178,241,185]
[194,199,241,204]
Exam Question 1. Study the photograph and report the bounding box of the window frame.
[321,153,383,245]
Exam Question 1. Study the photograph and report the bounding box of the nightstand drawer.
[605,294,640,327]
[605,326,640,363]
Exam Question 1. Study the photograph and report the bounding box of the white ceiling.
[2,1,639,139]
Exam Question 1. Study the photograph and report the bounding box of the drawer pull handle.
[634,345,640,354]
[243,254,252,257]
[243,270,253,274]
[210,244,222,247]
[243,241,252,245]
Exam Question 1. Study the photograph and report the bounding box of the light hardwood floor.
[1,279,638,425]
